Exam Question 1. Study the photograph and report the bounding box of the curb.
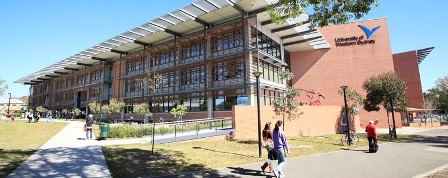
[412,163,448,178]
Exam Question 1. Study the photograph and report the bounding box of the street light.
[253,71,263,158]
[7,93,11,115]
[341,86,351,146]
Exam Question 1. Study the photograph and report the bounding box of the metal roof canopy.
[417,47,434,64]
[16,0,329,84]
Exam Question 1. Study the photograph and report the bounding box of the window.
[214,96,237,111]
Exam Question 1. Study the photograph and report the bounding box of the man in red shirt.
[365,121,378,153]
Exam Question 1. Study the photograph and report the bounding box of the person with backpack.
[85,114,94,140]
[365,120,378,153]
[272,120,289,178]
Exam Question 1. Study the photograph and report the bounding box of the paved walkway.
[212,127,448,178]
[8,121,111,178]
[8,120,447,178]
[7,120,232,177]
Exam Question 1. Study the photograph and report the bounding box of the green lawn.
[0,120,67,178]
[102,133,418,177]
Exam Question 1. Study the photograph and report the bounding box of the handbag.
[268,149,278,160]
[83,124,87,131]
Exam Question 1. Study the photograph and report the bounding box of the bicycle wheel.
[341,135,347,146]
[352,135,359,143]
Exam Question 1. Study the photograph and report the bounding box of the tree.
[338,87,363,116]
[170,105,187,121]
[0,79,7,96]
[19,96,29,104]
[338,87,363,132]
[88,102,101,114]
[74,108,82,117]
[137,69,165,154]
[133,103,153,119]
[425,76,448,112]
[108,99,125,120]
[362,72,407,139]
[423,95,435,125]
[267,0,378,28]
[101,105,112,115]
[272,70,302,130]
[35,106,47,114]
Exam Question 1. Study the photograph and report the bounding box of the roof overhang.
[417,47,434,64]
[15,0,329,84]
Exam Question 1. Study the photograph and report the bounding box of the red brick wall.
[393,51,424,108]
[290,18,402,128]
[111,60,125,99]
[232,105,359,138]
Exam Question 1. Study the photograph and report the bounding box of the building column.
[207,96,213,118]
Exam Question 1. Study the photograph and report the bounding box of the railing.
[107,117,233,142]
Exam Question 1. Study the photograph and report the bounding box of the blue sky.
[0,0,447,99]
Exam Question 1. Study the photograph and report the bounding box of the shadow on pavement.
[7,146,110,178]
[340,148,370,153]
[226,166,274,177]
[401,135,448,148]
[0,149,37,178]
[192,146,256,158]
[103,147,240,178]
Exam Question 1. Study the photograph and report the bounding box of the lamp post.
[341,86,351,146]
[253,71,263,158]
[7,93,11,115]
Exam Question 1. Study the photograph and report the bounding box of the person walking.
[86,114,94,140]
[261,122,275,174]
[34,112,40,123]
[365,120,378,153]
[46,110,53,123]
[272,120,289,178]
[27,112,33,123]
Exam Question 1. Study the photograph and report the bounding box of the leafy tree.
[88,102,101,114]
[108,98,125,117]
[0,79,7,96]
[267,0,378,28]
[74,108,82,116]
[338,87,363,116]
[272,70,302,130]
[362,72,407,139]
[422,95,435,124]
[133,103,153,117]
[101,105,112,115]
[338,87,363,133]
[19,96,29,104]
[170,105,187,121]
[36,106,47,113]
[425,76,448,112]
[137,69,165,154]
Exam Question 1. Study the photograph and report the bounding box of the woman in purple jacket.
[272,120,289,178]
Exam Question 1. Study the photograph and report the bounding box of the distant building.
[0,98,26,115]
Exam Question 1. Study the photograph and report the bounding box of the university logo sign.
[358,25,381,39]
[334,24,381,47]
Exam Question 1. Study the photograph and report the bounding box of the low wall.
[232,105,360,138]
[404,122,442,127]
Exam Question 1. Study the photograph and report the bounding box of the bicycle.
[341,130,359,146]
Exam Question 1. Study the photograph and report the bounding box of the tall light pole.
[7,93,11,115]
[253,71,263,158]
[341,86,351,146]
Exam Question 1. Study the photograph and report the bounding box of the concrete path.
[8,121,111,178]
[210,127,448,178]
[97,127,233,146]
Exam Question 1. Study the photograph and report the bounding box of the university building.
[16,0,432,135]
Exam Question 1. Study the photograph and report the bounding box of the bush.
[107,120,233,138]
